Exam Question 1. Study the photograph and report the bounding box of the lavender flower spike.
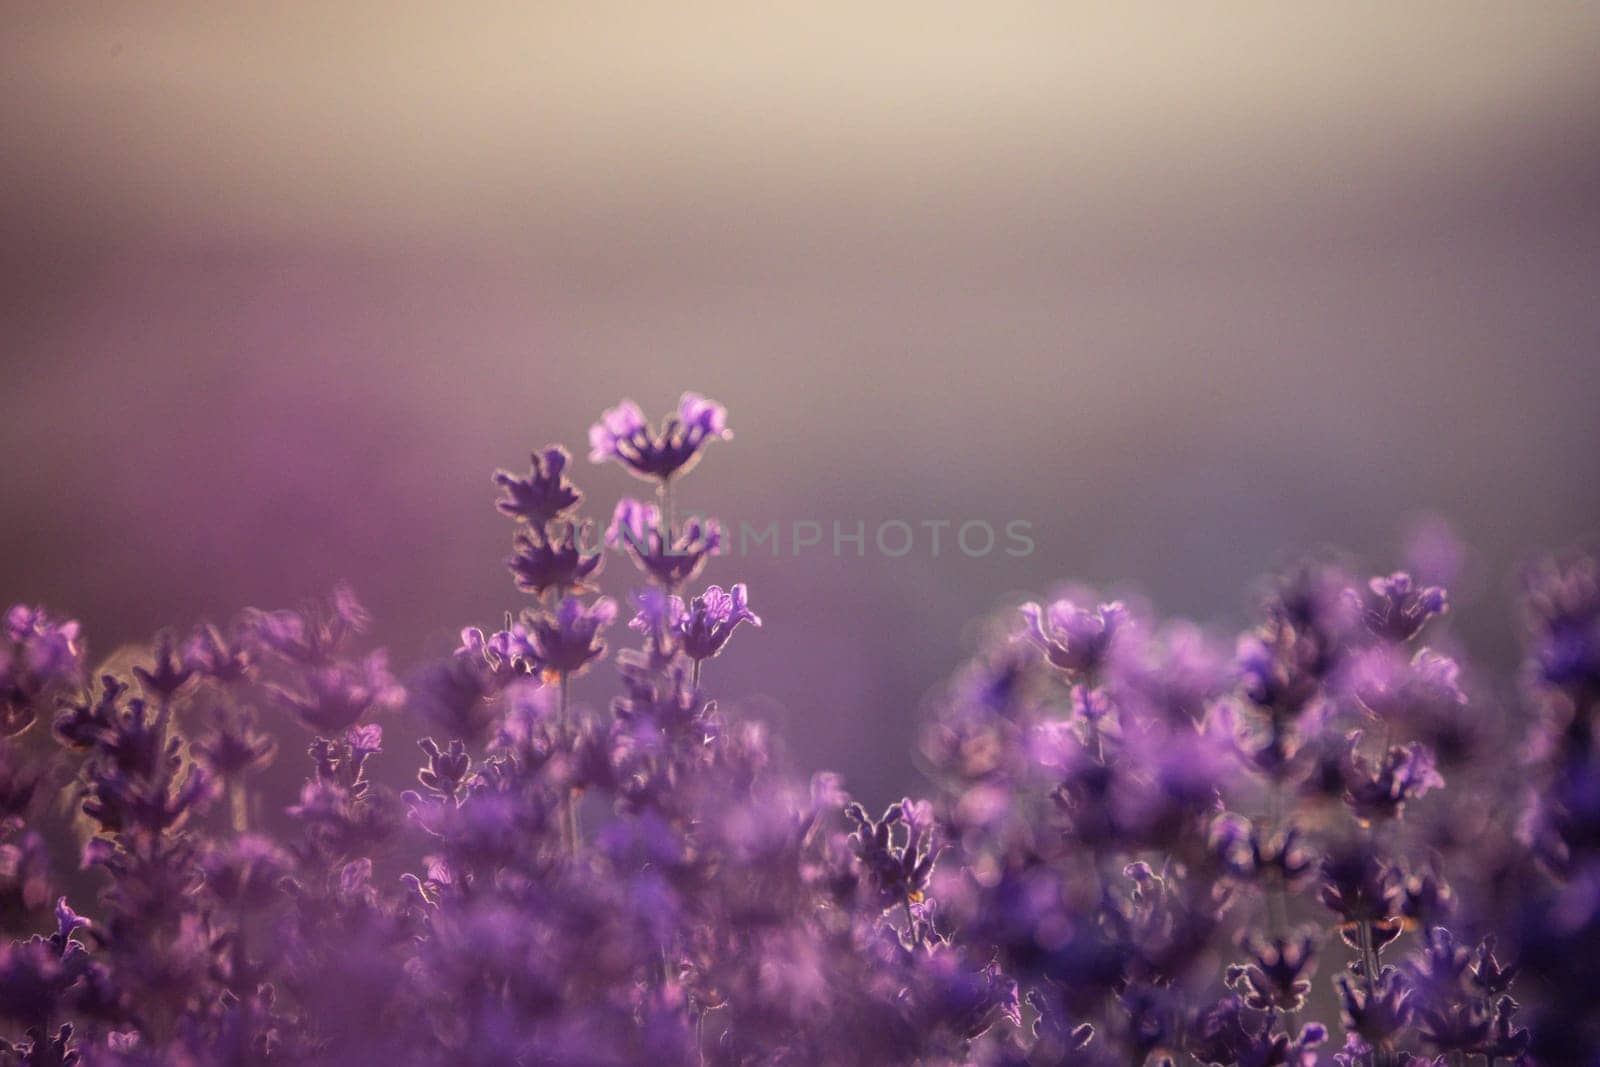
[1018,598,1129,679]
[2,605,84,735]
[588,392,732,482]
[678,584,762,662]
[607,497,723,588]
[492,445,583,525]
[531,595,617,675]
[506,522,603,597]
[627,583,762,660]
[626,587,684,640]
[1362,571,1448,643]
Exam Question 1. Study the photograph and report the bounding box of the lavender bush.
[0,393,1593,1066]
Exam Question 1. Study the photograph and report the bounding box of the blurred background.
[4,2,1598,803]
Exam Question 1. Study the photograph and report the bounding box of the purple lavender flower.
[1339,735,1445,823]
[910,947,1022,1044]
[180,621,254,683]
[52,675,126,751]
[197,833,292,910]
[130,630,192,704]
[415,737,473,799]
[1344,646,1473,762]
[2,607,81,665]
[1227,930,1321,1014]
[457,621,540,682]
[505,521,603,597]
[1,605,84,737]
[529,595,616,676]
[0,936,80,1034]
[1018,598,1129,679]
[1190,994,1327,1067]
[1334,964,1412,1056]
[269,651,403,735]
[628,583,762,662]
[0,741,43,830]
[677,583,761,661]
[610,653,705,744]
[1235,620,1329,720]
[1522,552,1600,697]
[1362,571,1449,644]
[1319,841,1401,926]
[625,586,680,647]
[492,445,583,525]
[0,829,52,922]
[845,799,939,914]
[242,583,370,666]
[607,498,723,589]
[77,694,217,838]
[1397,927,1499,1057]
[188,704,276,779]
[588,392,732,482]
[405,652,501,748]
[1266,560,1363,645]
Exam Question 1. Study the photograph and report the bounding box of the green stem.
[1264,779,1299,1037]
[559,672,580,854]
[659,478,675,542]
[229,777,249,834]
[1356,919,1387,1066]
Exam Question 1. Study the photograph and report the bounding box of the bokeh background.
[4,3,1598,805]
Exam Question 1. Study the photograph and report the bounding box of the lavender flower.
[1018,598,1129,680]
[677,583,761,661]
[492,445,583,525]
[180,621,254,684]
[1339,736,1445,823]
[1319,841,1401,926]
[1,606,84,737]
[845,799,939,914]
[1344,646,1474,764]
[529,595,616,676]
[188,704,276,779]
[404,653,500,748]
[628,583,762,662]
[242,583,370,666]
[1522,551,1600,697]
[606,498,722,589]
[588,392,731,482]
[457,622,539,682]
[1227,930,1320,1014]
[506,522,603,597]
[268,651,402,734]
[1190,995,1327,1067]
[129,631,192,705]
[1362,572,1449,645]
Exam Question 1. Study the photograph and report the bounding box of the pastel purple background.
[5,5,1598,802]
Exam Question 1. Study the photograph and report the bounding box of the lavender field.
[1,391,1597,1064]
